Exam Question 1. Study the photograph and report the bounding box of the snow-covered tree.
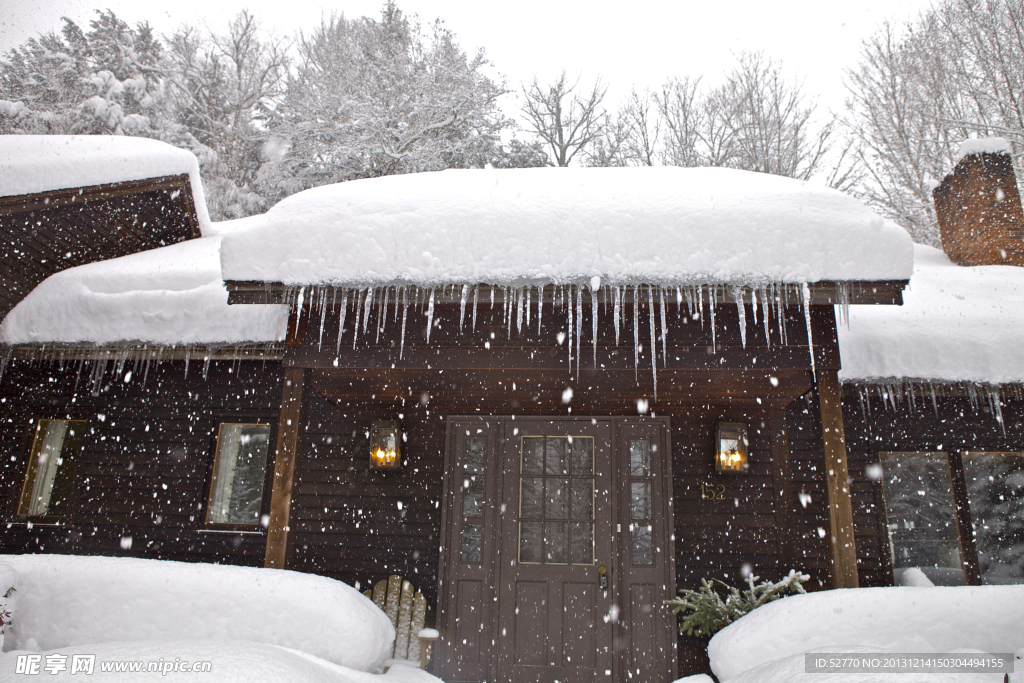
[845,0,1024,245]
[258,2,510,202]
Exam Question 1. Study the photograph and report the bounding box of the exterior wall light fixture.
[370,420,401,470]
[715,422,749,473]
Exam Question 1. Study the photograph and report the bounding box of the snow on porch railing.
[229,280,901,401]
[0,342,284,395]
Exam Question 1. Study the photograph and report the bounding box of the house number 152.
[701,483,726,500]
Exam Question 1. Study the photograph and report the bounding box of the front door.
[436,417,677,682]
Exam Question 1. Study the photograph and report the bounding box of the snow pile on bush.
[839,244,1024,383]
[0,236,288,345]
[220,166,913,287]
[707,585,1024,682]
[0,555,393,673]
[0,135,211,234]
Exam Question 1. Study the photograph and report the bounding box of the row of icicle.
[287,282,836,400]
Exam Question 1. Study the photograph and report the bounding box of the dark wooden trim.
[947,451,983,585]
[817,369,859,588]
[6,343,286,363]
[226,280,908,307]
[769,403,796,571]
[0,174,201,238]
[264,367,306,569]
[871,464,896,586]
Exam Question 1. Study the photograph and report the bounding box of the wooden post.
[769,404,796,573]
[817,369,859,588]
[265,367,306,569]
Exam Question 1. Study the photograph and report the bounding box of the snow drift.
[220,166,913,287]
[0,236,287,345]
[707,585,1024,681]
[0,135,211,234]
[838,244,1024,383]
[0,555,394,672]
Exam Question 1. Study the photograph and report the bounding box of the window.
[962,452,1024,585]
[18,419,84,517]
[206,423,271,526]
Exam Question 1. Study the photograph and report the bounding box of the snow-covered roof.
[0,235,287,346]
[220,167,913,287]
[955,136,1012,162]
[838,244,1024,384]
[0,135,212,234]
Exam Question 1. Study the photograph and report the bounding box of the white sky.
[1,0,932,118]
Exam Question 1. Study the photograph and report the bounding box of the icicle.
[709,290,717,353]
[362,288,374,334]
[525,287,531,329]
[317,287,328,351]
[567,285,574,373]
[537,285,543,335]
[697,286,705,328]
[751,284,759,328]
[426,289,436,344]
[758,287,770,348]
[336,290,349,354]
[353,288,363,349]
[471,286,480,332]
[517,287,525,334]
[399,290,409,360]
[376,287,389,343]
[576,285,583,377]
[459,285,470,332]
[591,285,599,367]
[801,283,815,380]
[676,287,682,318]
[507,288,514,338]
[613,286,621,346]
[632,286,640,375]
[293,286,306,342]
[733,286,747,348]
[648,286,657,400]
[502,287,509,328]
[659,287,668,366]
[490,287,495,309]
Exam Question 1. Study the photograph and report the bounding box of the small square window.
[18,419,84,517]
[206,423,271,526]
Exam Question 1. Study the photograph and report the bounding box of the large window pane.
[207,423,271,525]
[963,453,1024,585]
[880,452,965,585]
[18,419,84,517]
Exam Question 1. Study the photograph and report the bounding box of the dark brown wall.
[0,175,201,320]
[0,357,282,564]
[933,151,1024,267]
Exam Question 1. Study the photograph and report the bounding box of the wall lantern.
[370,420,401,470]
[715,422,749,474]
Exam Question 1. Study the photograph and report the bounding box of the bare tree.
[657,75,734,168]
[520,71,607,166]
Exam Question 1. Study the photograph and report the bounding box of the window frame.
[203,421,275,531]
[16,418,86,520]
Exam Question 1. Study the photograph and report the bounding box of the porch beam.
[265,367,306,569]
[817,369,859,588]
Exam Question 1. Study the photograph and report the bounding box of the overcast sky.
[1,0,934,116]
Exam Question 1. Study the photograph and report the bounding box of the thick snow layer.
[707,585,1024,681]
[0,555,393,672]
[0,642,441,683]
[220,167,913,287]
[838,244,1024,383]
[0,236,287,345]
[0,135,211,233]
[956,137,1012,161]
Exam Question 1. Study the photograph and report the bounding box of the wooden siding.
[0,358,282,564]
[0,174,201,320]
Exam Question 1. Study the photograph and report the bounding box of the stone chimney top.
[932,138,1023,266]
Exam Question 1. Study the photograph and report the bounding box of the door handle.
[598,565,608,590]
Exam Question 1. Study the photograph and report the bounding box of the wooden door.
[436,417,676,683]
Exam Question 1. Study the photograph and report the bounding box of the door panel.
[437,417,676,683]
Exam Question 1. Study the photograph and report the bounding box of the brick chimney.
[932,138,1024,266]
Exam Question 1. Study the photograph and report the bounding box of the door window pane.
[632,524,653,565]
[880,452,965,585]
[962,453,1024,585]
[463,478,484,517]
[461,523,483,563]
[465,437,486,474]
[518,435,594,564]
[630,482,651,520]
[629,439,650,476]
[207,423,271,525]
[19,419,84,517]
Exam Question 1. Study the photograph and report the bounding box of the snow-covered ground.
[839,243,1024,383]
[220,166,913,287]
[0,236,287,345]
[0,135,211,234]
[0,555,441,683]
[676,584,1024,683]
